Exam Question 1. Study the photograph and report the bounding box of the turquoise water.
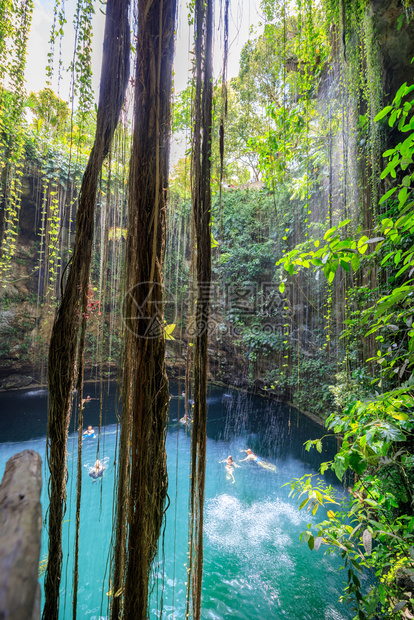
[0,384,355,619]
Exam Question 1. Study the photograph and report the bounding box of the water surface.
[0,383,353,619]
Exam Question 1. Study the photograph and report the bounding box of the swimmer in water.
[180,402,194,425]
[219,455,240,483]
[83,425,95,437]
[89,459,105,479]
[180,412,191,425]
[239,449,277,472]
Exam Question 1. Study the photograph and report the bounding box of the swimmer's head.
[95,460,101,468]
[88,425,93,431]
[228,455,233,462]
[247,449,252,455]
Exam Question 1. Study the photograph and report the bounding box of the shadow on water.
[0,381,335,472]
[0,382,119,444]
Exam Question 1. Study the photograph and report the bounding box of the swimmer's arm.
[239,457,248,462]
[233,463,241,468]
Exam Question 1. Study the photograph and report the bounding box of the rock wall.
[373,0,414,98]
[0,0,413,397]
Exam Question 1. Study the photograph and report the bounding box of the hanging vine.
[42,0,130,615]
[0,0,34,285]
[186,0,213,615]
[109,0,177,615]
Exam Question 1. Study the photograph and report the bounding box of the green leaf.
[279,282,285,294]
[381,251,394,266]
[307,535,315,551]
[379,187,397,204]
[377,422,405,442]
[390,108,400,128]
[357,236,369,255]
[374,106,393,122]
[381,157,400,179]
[211,233,219,248]
[164,323,176,340]
[351,254,360,271]
[398,187,408,208]
[395,249,402,265]
[320,461,330,475]
[349,451,367,475]
[333,455,347,480]
[324,226,337,240]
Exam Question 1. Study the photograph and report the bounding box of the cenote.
[0,383,358,619]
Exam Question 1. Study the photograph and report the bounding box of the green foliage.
[172,80,264,184]
[169,156,191,201]
[72,0,95,115]
[0,0,34,285]
[242,7,330,197]
[242,327,285,361]
[329,369,372,411]
[280,78,414,618]
[265,352,336,415]
[287,465,414,619]
[277,222,370,282]
[26,88,70,138]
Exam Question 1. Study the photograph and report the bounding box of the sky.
[25,0,263,98]
[24,0,263,164]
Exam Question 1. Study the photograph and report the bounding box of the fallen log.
[0,450,42,620]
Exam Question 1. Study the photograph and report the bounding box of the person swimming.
[239,449,277,472]
[219,455,240,483]
[180,402,195,425]
[179,412,191,425]
[240,448,261,462]
[83,425,95,438]
[89,459,105,479]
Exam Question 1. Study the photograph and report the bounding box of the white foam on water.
[24,389,47,397]
[205,494,309,555]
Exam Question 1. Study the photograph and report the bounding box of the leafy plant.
[280,78,414,618]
